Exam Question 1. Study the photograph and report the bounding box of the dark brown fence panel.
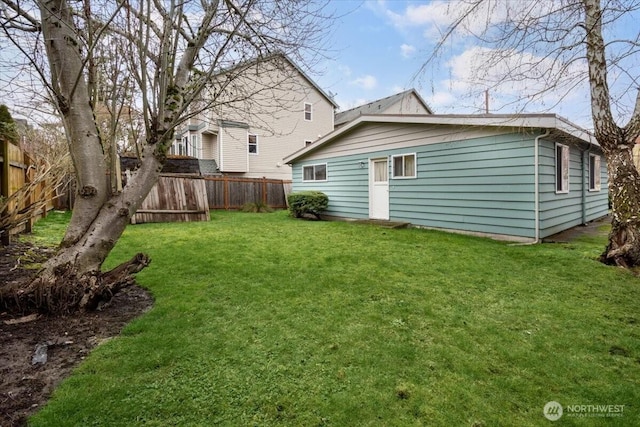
[204,176,291,210]
[266,180,287,207]
[132,174,210,224]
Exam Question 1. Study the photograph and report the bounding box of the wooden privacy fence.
[204,176,291,210]
[1,140,56,244]
[131,174,210,224]
[1,140,26,201]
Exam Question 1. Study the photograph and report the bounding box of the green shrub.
[287,191,328,219]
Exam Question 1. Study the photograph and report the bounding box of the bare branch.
[1,0,40,31]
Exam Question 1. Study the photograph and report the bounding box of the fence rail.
[204,176,291,210]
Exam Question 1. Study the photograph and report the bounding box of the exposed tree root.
[599,223,640,268]
[0,253,151,315]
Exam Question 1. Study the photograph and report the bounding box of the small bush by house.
[287,191,328,219]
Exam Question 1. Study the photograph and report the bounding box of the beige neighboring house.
[172,53,338,180]
[334,89,432,128]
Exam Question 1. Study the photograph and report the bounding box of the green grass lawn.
[27,211,640,426]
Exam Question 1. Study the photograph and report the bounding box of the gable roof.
[284,113,598,164]
[334,89,432,127]
[218,52,339,109]
[281,54,340,109]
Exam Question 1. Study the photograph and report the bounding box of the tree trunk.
[583,0,640,267]
[2,0,199,315]
[40,0,110,248]
[599,146,640,267]
[0,145,164,314]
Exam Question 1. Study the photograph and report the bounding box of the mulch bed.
[0,242,154,427]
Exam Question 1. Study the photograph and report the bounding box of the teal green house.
[284,114,609,242]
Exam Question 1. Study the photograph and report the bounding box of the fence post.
[1,140,10,245]
[1,140,8,199]
[24,154,33,233]
[223,175,229,210]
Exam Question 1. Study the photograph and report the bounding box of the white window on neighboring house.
[589,154,601,191]
[304,103,312,121]
[302,163,327,181]
[555,143,570,193]
[182,136,189,156]
[191,134,200,158]
[248,134,258,154]
[171,138,186,156]
[392,153,417,178]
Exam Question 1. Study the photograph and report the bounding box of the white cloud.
[350,75,378,90]
[437,46,588,114]
[384,1,559,41]
[427,91,456,110]
[385,1,464,36]
[446,46,583,94]
[400,44,416,58]
[338,97,370,112]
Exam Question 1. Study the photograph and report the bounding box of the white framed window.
[179,137,188,156]
[171,137,188,155]
[304,103,312,121]
[302,163,327,181]
[191,134,200,158]
[555,143,570,193]
[392,153,417,179]
[248,134,258,154]
[305,140,313,147]
[589,154,601,191]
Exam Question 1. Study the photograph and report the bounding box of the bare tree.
[416,0,640,267]
[0,0,332,313]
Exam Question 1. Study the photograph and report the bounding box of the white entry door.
[370,158,389,220]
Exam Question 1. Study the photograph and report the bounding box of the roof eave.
[284,113,598,164]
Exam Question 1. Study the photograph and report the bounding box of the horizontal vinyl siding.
[220,127,248,172]
[204,57,334,179]
[202,134,217,162]
[294,130,537,238]
[389,135,535,238]
[292,154,370,219]
[300,123,513,161]
[538,140,609,238]
[585,157,609,221]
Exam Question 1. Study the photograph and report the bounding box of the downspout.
[581,146,589,224]
[512,128,549,246]
[515,129,551,245]
[533,129,551,243]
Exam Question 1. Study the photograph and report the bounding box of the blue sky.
[315,1,435,111]
[2,1,637,132]
[311,1,640,131]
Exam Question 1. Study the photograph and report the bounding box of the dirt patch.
[542,214,610,243]
[0,242,154,427]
